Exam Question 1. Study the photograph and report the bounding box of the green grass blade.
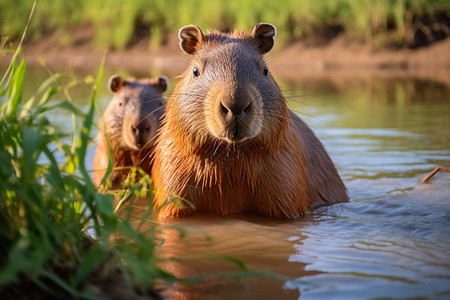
[6,58,26,118]
[77,54,106,185]
[0,0,35,90]
[38,99,84,116]
[19,74,63,118]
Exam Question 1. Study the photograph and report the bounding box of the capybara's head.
[104,75,168,151]
[172,23,287,147]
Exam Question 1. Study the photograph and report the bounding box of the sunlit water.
[20,66,450,299]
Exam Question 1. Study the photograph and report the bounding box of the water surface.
[22,66,450,299]
[150,75,450,299]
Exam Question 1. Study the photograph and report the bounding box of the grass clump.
[0,37,176,298]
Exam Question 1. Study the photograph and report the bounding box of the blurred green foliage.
[0,0,449,49]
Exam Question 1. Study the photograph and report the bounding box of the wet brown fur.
[152,25,348,219]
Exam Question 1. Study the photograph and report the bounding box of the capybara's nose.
[131,124,151,146]
[132,123,151,135]
[132,126,139,137]
[131,124,151,144]
[220,100,251,117]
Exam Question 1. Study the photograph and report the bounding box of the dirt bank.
[271,34,450,86]
[3,28,450,86]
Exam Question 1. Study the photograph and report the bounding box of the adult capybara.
[151,23,348,218]
[93,74,168,188]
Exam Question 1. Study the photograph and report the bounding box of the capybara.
[151,23,348,218]
[93,74,168,187]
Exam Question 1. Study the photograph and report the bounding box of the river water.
[23,66,450,299]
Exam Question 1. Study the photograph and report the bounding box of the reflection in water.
[152,214,309,299]
[23,66,450,299]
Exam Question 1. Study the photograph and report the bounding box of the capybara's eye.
[193,66,200,78]
[119,101,123,106]
[263,65,269,76]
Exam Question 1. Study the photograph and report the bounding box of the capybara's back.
[93,74,168,188]
[151,23,347,218]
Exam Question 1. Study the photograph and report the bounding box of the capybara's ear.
[108,75,123,93]
[251,23,277,54]
[179,25,204,55]
[157,75,169,93]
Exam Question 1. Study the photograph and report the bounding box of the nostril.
[243,103,251,115]
[220,101,251,117]
[132,127,138,136]
[145,127,150,133]
[220,103,229,116]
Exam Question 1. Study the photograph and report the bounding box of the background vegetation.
[1,0,449,50]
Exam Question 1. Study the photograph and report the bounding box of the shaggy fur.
[152,24,347,218]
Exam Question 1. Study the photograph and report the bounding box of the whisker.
[140,133,159,153]
[284,94,314,99]
[264,50,280,63]
[136,105,166,127]
[141,96,165,104]
[138,148,153,166]
[212,139,223,156]
[281,88,310,92]
[136,133,161,165]
[173,57,191,65]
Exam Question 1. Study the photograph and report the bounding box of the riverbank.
[1,25,450,92]
[6,26,449,82]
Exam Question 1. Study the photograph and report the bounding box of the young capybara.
[151,23,348,219]
[93,74,168,188]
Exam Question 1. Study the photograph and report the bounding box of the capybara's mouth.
[127,140,155,151]
[222,134,250,144]
[220,124,253,143]
[223,137,248,144]
[123,133,154,151]
[124,142,141,151]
